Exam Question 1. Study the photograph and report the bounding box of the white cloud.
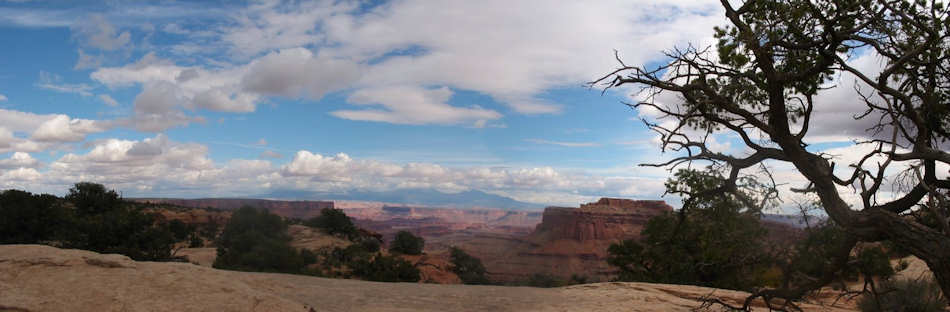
[0,152,39,169]
[0,109,112,153]
[0,94,6,101]
[241,48,361,99]
[31,115,108,143]
[333,86,502,126]
[86,0,723,127]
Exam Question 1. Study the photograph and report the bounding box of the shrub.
[305,208,358,239]
[389,231,424,255]
[450,247,490,285]
[350,253,421,282]
[858,278,947,312]
[60,183,176,261]
[526,273,563,288]
[213,207,307,273]
[0,190,68,244]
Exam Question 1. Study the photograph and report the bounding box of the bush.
[60,183,177,261]
[305,208,359,239]
[350,253,421,282]
[526,273,563,288]
[213,207,307,273]
[858,278,947,312]
[450,247,490,285]
[0,190,68,244]
[389,231,424,255]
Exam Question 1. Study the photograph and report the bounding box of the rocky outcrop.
[0,245,856,311]
[532,198,672,241]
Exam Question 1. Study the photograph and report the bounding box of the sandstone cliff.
[532,198,672,241]
[0,245,856,312]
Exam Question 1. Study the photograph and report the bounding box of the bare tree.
[594,0,950,305]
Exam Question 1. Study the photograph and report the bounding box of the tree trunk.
[861,208,950,301]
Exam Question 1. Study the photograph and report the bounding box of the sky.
[0,0,933,209]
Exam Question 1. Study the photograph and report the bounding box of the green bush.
[305,208,359,239]
[350,253,421,282]
[213,207,307,274]
[450,247,490,285]
[0,190,68,244]
[389,230,424,255]
[60,183,176,261]
[858,278,947,312]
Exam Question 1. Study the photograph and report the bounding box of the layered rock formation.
[533,198,671,241]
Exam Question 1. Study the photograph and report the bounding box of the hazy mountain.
[262,188,543,210]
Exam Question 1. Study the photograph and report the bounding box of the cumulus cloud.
[31,115,108,142]
[0,94,6,101]
[333,86,502,126]
[0,109,112,153]
[0,152,39,169]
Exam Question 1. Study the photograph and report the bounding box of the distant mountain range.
[261,188,543,210]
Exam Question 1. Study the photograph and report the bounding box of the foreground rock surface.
[0,245,855,312]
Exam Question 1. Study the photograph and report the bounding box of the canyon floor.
[0,244,859,312]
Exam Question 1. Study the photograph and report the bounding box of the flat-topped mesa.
[533,198,672,241]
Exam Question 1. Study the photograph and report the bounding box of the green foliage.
[0,190,68,244]
[66,182,123,215]
[350,253,421,283]
[389,230,424,255]
[60,183,176,261]
[449,247,490,285]
[213,206,307,274]
[858,278,947,312]
[305,208,359,239]
[607,169,773,290]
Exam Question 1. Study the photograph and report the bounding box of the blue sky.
[0,1,906,209]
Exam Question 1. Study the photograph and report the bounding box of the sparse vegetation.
[449,247,490,285]
[858,278,947,312]
[389,230,424,255]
